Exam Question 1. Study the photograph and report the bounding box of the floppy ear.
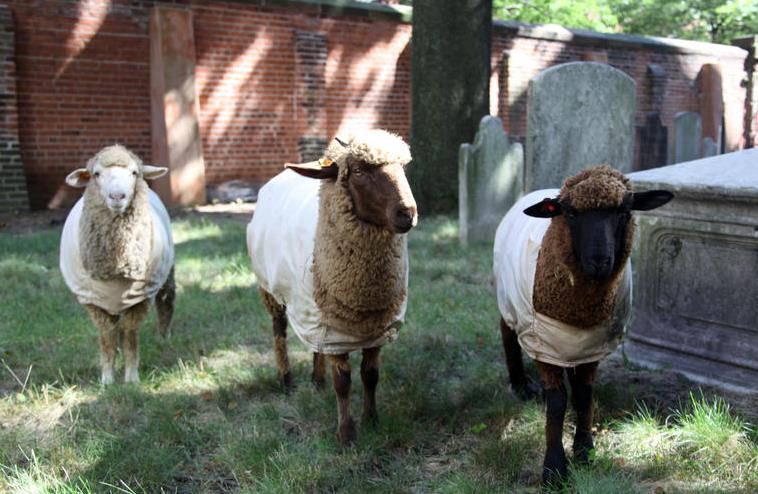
[524,197,562,218]
[285,160,339,180]
[142,165,168,180]
[65,168,91,188]
[631,190,674,211]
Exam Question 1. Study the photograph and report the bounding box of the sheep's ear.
[142,165,168,180]
[65,168,91,188]
[285,160,339,180]
[631,190,674,211]
[524,197,562,218]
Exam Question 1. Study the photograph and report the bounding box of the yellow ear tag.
[319,158,333,168]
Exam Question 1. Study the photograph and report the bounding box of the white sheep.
[247,130,417,445]
[60,145,175,385]
[493,165,672,487]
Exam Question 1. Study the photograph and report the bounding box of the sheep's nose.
[109,192,126,202]
[393,205,417,233]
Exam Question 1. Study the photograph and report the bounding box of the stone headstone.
[206,180,259,203]
[638,112,667,170]
[459,115,524,245]
[672,111,702,163]
[526,62,635,191]
[627,148,758,393]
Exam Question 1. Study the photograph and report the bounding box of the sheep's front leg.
[312,352,326,388]
[360,347,381,426]
[567,361,599,465]
[500,318,536,400]
[121,300,149,383]
[536,361,568,488]
[330,354,356,445]
[84,304,120,385]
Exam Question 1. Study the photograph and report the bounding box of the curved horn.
[334,137,348,147]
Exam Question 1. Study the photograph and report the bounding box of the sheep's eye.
[132,171,138,177]
[93,172,100,178]
[352,167,362,176]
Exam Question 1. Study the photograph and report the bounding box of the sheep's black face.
[345,157,417,234]
[563,201,632,281]
[523,189,675,281]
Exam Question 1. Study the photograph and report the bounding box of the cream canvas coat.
[247,170,408,355]
[60,190,175,315]
[494,189,631,368]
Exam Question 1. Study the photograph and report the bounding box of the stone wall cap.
[629,148,758,201]
[494,19,748,59]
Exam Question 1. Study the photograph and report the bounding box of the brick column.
[294,30,328,162]
[0,4,28,213]
[150,6,206,207]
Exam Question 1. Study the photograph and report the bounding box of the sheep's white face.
[65,151,168,214]
[92,161,141,214]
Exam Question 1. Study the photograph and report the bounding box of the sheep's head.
[286,130,418,234]
[65,145,167,214]
[524,165,673,281]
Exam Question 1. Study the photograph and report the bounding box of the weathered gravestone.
[627,148,758,393]
[459,115,523,245]
[525,62,635,191]
[672,111,702,163]
[638,112,667,170]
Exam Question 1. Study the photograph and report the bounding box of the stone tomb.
[627,148,758,393]
[458,116,523,245]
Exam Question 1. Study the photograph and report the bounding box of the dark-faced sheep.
[60,145,175,385]
[493,165,672,486]
[247,130,417,445]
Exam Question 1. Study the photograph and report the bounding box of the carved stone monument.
[526,62,635,191]
[459,115,523,245]
[627,148,758,393]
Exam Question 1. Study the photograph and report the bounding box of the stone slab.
[526,62,635,191]
[627,148,758,394]
[672,111,702,164]
[458,115,523,245]
[150,6,206,207]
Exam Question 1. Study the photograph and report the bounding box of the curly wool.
[312,176,407,338]
[558,164,632,211]
[533,165,635,328]
[80,179,153,281]
[325,130,411,168]
[86,144,143,174]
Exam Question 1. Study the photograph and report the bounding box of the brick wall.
[1,1,750,209]
[0,4,27,212]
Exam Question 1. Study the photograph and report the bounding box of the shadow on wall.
[13,0,153,210]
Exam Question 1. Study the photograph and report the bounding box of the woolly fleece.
[325,129,411,169]
[533,165,635,328]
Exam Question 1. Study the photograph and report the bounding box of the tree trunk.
[410,0,492,214]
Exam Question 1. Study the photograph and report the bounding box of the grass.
[1,214,756,493]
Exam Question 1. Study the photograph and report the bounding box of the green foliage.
[494,0,758,43]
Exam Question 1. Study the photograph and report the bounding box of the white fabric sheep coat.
[60,190,175,316]
[247,169,408,355]
[494,189,631,368]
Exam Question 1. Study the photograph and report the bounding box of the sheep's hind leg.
[360,347,381,426]
[121,300,149,384]
[500,318,537,400]
[567,361,599,465]
[156,265,175,338]
[85,305,120,385]
[536,361,568,489]
[259,288,292,392]
[312,352,326,388]
[330,353,356,445]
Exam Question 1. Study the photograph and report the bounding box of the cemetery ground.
[1,209,757,493]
